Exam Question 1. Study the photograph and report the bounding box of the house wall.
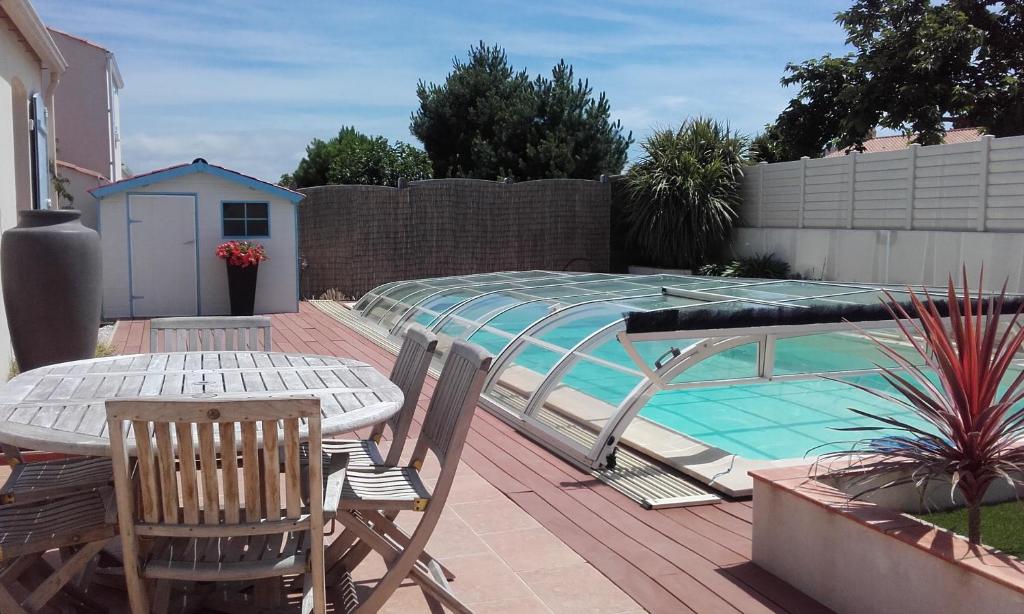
[0,8,47,373]
[57,161,104,229]
[49,30,117,181]
[99,172,298,318]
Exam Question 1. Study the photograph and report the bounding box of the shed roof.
[90,159,305,203]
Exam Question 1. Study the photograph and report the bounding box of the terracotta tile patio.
[105,305,831,613]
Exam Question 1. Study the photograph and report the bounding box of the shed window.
[222,202,269,237]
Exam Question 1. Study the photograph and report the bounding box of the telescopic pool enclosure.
[349,270,1020,500]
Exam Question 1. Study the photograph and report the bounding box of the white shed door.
[128,194,198,317]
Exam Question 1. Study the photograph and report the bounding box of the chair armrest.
[322,452,349,520]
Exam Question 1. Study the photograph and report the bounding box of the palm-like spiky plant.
[624,117,747,269]
[821,272,1024,545]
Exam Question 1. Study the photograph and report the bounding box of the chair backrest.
[148,316,272,352]
[106,397,323,532]
[371,324,438,464]
[409,340,491,497]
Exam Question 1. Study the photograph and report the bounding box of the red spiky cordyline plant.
[821,271,1024,545]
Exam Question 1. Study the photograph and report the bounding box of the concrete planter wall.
[750,466,1024,614]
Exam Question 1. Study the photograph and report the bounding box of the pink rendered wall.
[50,31,113,179]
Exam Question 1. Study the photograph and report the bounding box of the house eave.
[3,0,67,74]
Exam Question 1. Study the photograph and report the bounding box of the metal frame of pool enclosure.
[349,270,1018,501]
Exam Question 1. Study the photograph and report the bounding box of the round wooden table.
[0,352,403,456]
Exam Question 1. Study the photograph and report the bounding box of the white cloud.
[36,0,851,179]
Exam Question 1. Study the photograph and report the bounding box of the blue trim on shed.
[294,203,300,310]
[220,200,271,239]
[91,160,305,203]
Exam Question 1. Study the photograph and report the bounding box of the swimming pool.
[353,271,1020,495]
[497,324,927,460]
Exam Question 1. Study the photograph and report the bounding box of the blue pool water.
[475,318,934,461]
[637,375,926,460]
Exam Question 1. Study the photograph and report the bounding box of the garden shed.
[91,158,303,318]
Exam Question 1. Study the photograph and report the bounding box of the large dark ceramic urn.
[1,209,102,371]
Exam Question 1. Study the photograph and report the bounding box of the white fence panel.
[760,160,802,227]
[739,134,1024,233]
[985,135,1024,231]
[803,157,850,228]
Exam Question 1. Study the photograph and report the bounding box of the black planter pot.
[227,263,259,316]
[1,209,102,371]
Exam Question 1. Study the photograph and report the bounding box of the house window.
[222,202,269,237]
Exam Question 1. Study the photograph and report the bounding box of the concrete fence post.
[906,144,919,230]
[397,177,408,189]
[798,156,808,229]
[977,134,994,232]
[846,153,857,229]
[758,161,767,228]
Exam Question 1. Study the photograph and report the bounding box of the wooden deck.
[112,305,829,614]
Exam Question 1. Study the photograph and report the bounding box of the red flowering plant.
[215,241,267,268]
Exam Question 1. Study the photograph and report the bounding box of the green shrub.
[699,253,791,279]
[696,262,726,276]
[723,253,791,279]
[623,117,748,269]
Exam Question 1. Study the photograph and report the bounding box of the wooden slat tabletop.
[0,352,403,456]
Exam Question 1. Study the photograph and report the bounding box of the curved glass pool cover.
[353,271,1022,492]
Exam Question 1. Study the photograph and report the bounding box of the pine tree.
[411,43,631,180]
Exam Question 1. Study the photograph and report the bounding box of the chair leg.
[333,511,400,572]
[300,567,316,614]
[22,538,110,612]
[122,559,151,614]
[422,591,446,614]
[409,563,475,614]
[367,513,456,581]
[0,554,42,583]
[336,512,443,614]
[152,579,171,614]
[323,527,360,582]
[72,549,100,589]
[339,512,475,614]
[0,582,29,614]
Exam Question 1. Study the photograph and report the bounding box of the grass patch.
[94,341,118,358]
[917,500,1024,559]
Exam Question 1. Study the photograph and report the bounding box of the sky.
[36,0,853,181]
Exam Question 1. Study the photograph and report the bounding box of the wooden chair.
[0,488,118,613]
[325,339,492,613]
[315,325,438,467]
[148,316,272,352]
[107,397,341,614]
[0,454,113,505]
